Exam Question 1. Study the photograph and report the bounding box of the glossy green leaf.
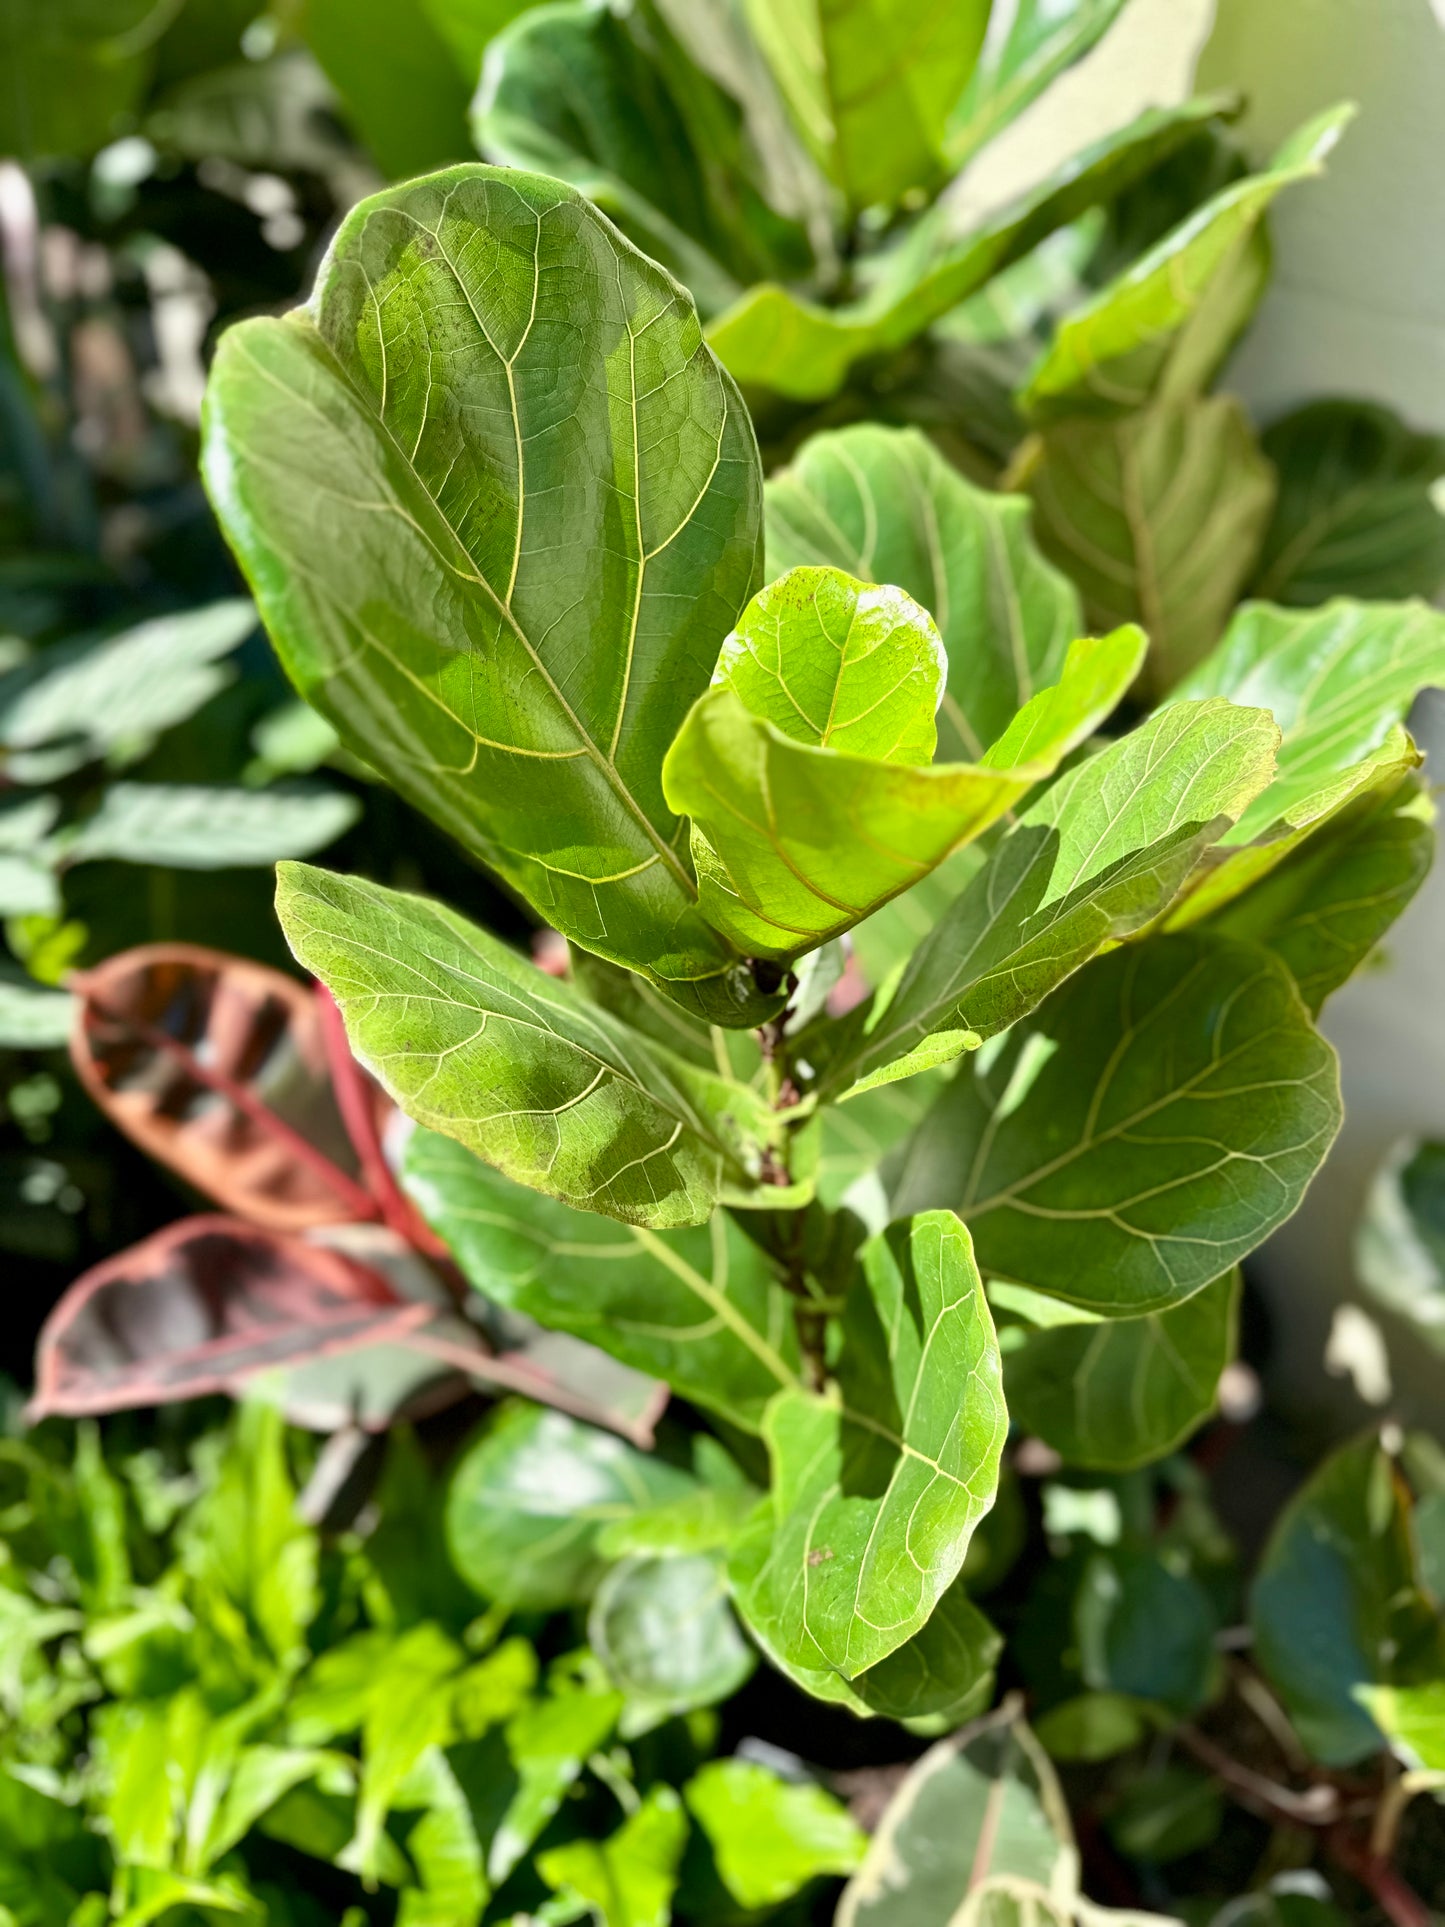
[403,1127,801,1430]
[764,425,1083,761]
[1357,1139,1445,1358]
[1020,108,1351,423]
[1359,1681,1445,1771]
[474,0,813,317]
[946,0,1132,169]
[1206,774,1434,1013]
[685,1759,865,1909]
[537,1783,687,1927]
[667,580,1144,962]
[589,1552,755,1732]
[1004,1272,1239,1472]
[299,0,472,177]
[445,1405,696,1608]
[1254,400,1445,607]
[1250,1434,1441,1766]
[744,0,989,210]
[732,1212,1005,1677]
[820,697,1280,1101]
[202,163,772,1026]
[276,865,782,1231]
[706,97,1234,402]
[1024,396,1277,693]
[892,933,1341,1315]
[1164,599,1445,922]
[65,785,359,870]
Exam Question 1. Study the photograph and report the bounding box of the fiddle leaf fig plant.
[201,160,1440,1731]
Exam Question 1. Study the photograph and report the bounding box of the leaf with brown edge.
[70,943,384,1234]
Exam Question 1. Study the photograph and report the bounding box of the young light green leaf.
[733,1212,1005,1678]
[892,933,1342,1316]
[1205,774,1434,1013]
[666,596,1144,963]
[1358,1682,1445,1772]
[818,698,1280,1101]
[743,0,989,211]
[588,1552,755,1734]
[537,1783,687,1927]
[475,1669,624,1886]
[65,785,360,870]
[764,425,1083,761]
[1254,399,1445,607]
[391,1746,488,1927]
[445,1405,696,1609]
[945,0,1132,170]
[1003,1271,1239,1472]
[1024,395,1277,692]
[202,164,773,1027]
[403,1128,801,1431]
[706,97,1234,402]
[473,0,813,317]
[276,864,783,1231]
[1250,1435,1442,1766]
[1020,108,1352,423]
[685,1759,865,1910]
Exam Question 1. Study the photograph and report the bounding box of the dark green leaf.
[0,0,159,160]
[1106,1764,1222,1864]
[684,1758,865,1908]
[1003,1271,1238,1471]
[403,1126,802,1429]
[202,163,772,1026]
[1024,396,1276,693]
[892,933,1342,1315]
[589,1552,755,1732]
[764,424,1083,761]
[299,0,472,176]
[445,1404,696,1608]
[732,1212,1005,1676]
[946,0,1132,169]
[1254,400,1445,607]
[1076,1549,1217,1712]
[1357,1138,1445,1356]
[1034,1692,1153,1763]
[277,865,785,1231]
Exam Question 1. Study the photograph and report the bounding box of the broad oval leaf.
[819,696,1281,1101]
[732,1211,1005,1677]
[589,1552,755,1733]
[764,424,1082,762]
[1003,1270,1239,1472]
[446,1403,697,1609]
[402,1125,802,1431]
[202,162,774,1027]
[667,585,1144,963]
[892,932,1342,1315]
[27,1216,426,1421]
[1023,395,1277,694]
[1019,108,1352,423]
[275,863,783,1231]
[684,1759,865,1910]
[70,942,377,1232]
[1254,399,1445,608]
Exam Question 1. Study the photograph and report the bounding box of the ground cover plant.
[7,3,1445,1924]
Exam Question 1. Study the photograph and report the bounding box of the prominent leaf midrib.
[299,201,710,906]
[630,1225,799,1391]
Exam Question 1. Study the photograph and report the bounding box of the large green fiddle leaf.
[1001,1271,1239,1472]
[473,0,814,318]
[945,0,1132,170]
[1020,108,1352,423]
[1250,1434,1444,1767]
[202,164,772,1028]
[732,1211,1006,1677]
[665,567,1144,962]
[445,1405,696,1609]
[402,1127,802,1431]
[891,933,1342,1316]
[743,0,989,212]
[1254,399,1445,607]
[1023,395,1277,693]
[1163,598,1445,926]
[589,1552,755,1734]
[764,425,1082,761]
[707,96,1234,402]
[818,697,1280,1102]
[275,864,783,1231]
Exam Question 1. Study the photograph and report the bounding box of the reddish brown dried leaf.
[28,1216,433,1420]
[70,943,384,1231]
